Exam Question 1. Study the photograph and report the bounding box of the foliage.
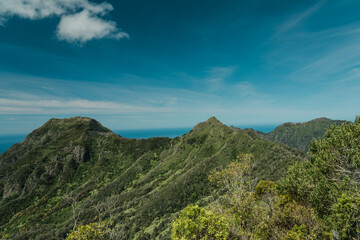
[278,117,360,239]
[254,180,276,198]
[173,152,328,239]
[171,117,360,240]
[66,222,105,240]
[283,225,314,240]
[209,153,252,196]
[208,154,259,238]
[171,205,230,240]
[332,192,360,239]
[272,195,325,239]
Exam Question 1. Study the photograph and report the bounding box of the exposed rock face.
[72,145,89,163]
[0,117,113,200]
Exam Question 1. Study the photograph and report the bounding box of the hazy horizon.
[0,117,281,136]
[0,121,280,154]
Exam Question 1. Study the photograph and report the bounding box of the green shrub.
[171,205,230,240]
[66,222,105,240]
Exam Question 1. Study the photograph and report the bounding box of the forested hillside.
[243,117,346,153]
[173,118,360,240]
[264,118,346,152]
[0,117,305,239]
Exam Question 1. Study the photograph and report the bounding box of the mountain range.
[0,116,346,239]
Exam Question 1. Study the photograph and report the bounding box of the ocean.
[0,125,277,155]
[0,134,27,155]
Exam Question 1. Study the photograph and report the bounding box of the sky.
[1,0,360,135]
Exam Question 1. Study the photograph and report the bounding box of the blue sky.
[1,0,360,135]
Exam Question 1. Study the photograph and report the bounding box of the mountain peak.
[44,116,110,131]
[195,116,222,127]
[24,116,113,145]
[207,116,221,123]
[309,117,332,122]
[189,116,229,135]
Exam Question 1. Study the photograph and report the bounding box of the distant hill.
[245,117,347,152]
[0,116,305,239]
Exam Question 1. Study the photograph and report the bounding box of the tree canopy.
[173,118,360,239]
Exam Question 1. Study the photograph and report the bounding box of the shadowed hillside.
[245,117,347,153]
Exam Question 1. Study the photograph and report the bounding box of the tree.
[332,192,360,239]
[171,205,230,240]
[64,191,84,231]
[278,117,360,239]
[208,154,261,238]
[66,222,105,240]
[174,153,327,239]
[208,153,253,202]
[92,195,119,239]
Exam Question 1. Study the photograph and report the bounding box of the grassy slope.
[0,117,305,239]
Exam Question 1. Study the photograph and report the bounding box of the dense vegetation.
[0,117,305,239]
[248,117,346,152]
[173,118,360,239]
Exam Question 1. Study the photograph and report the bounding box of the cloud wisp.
[0,72,273,119]
[205,66,236,91]
[0,0,128,43]
[0,97,173,115]
[1,72,355,132]
[274,0,326,36]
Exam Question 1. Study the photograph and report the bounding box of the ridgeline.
[245,117,346,152]
[0,116,342,239]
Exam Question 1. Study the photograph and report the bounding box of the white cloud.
[57,10,128,43]
[0,0,128,43]
[0,0,93,20]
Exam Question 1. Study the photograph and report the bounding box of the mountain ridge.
[264,117,347,152]
[0,116,306,239]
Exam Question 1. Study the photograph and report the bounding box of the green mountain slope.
[247,117,346,152]
[0,117,305,239]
